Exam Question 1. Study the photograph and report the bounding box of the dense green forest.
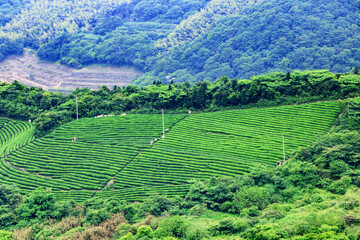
[0,0,359,85]
[1,94,360,239]
[143,0,360,83]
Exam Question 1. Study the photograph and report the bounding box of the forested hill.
[0,0,359,86]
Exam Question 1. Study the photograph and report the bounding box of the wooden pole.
[76,95,79,120]
[162,109,165,139]
[282,135,286,162]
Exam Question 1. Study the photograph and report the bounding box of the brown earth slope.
[0,49,143,92]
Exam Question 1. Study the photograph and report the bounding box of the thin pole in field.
[76,95,79,120]
[282,135,286,162]
[162,109,165,139]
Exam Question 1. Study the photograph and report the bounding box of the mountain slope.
[139,0,360,84]
[0,102,340,202]
[0,0,359,87]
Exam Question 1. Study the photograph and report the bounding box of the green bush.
[115,223,133,238]
[120,232,136,240]
[85,209,110,225]
[136,225,153,239]
[210,218,248,236]
[155,216,187,238]
[232,186,273,212]
[327,176,352,195]
[0,230,12,240]
[184,223,208,240]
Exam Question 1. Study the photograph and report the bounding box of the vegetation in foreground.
[0,97,360,239]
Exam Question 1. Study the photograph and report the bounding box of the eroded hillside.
[0,49,143,92]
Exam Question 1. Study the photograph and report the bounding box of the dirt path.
[6,160,53,179]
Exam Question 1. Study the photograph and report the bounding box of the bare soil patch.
[0,49,143,92]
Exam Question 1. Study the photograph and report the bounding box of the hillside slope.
[0,102,340,202]
[140,0,360,84]
[0,49,142,91]
[0,0,358,87]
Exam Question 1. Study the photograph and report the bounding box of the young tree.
[353,66,359,75]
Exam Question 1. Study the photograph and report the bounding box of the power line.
[162,109,165,139]
[76,95,79,121]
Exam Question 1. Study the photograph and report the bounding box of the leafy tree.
[15,188,54,220]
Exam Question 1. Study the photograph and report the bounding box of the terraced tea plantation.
[1,114,184,201]
[0,118,35,154]
[97,101,340,201]
[0,102,340,202]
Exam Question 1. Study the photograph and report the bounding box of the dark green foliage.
[3,0,353,84]
[137,225,154,239]
[51,201,74,220]
[34,0,210,69]
[146,0,360,84]
[0,185,21,227]
[280,161,320,188]
[232,186,275,212]
[326,176,352,195]
[353,66,359,75]
[15,188,54,220]
[85,209,110,226]
[0,0,25,27]
[155,216,187,238]
[210,218,249,236]
[0,185,21,208]
[0,0,358,88]
[142,195,173,216]
[37,33,73,62]
[0,37,23,61]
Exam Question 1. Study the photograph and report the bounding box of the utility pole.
[162,109,165,139]
[76,95,79,120]
[282,135,286,163]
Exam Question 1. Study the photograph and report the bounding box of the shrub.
[262,210,285,220]
[185,223,208,240]
[137,225,153,239]
[210,218,248,236]
[85,209,110,226]
[0,230,12,240]
[327,176,352,195]
[115,222,132,238]
[15,188,54,221]
[155,216,187,238]
[232,186,273,212]
[120,232,136,240]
